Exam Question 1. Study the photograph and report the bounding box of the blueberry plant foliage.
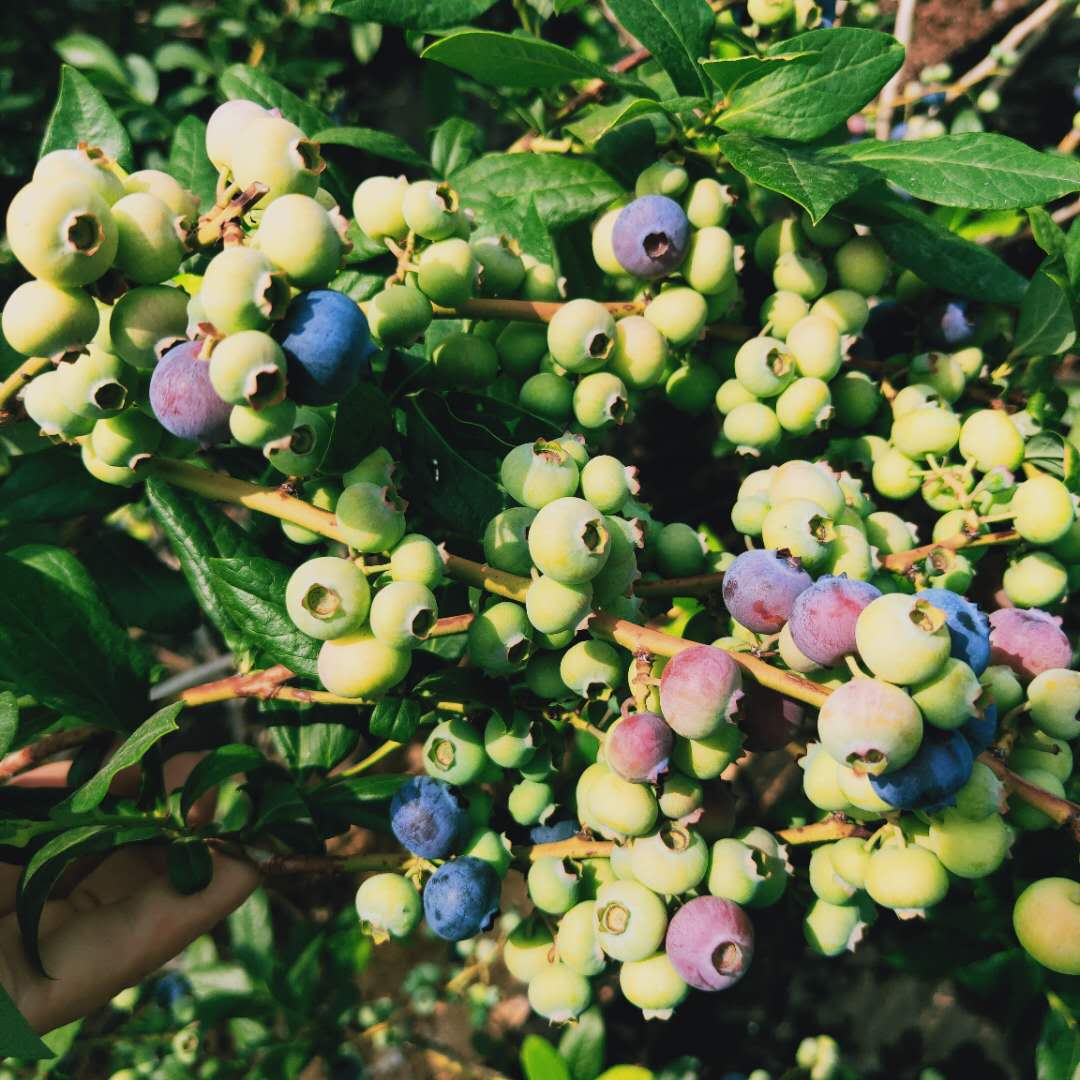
[3,0,1080,1076]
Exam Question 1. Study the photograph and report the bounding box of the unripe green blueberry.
[90,408,161,468]
[527,963,591,1023]
[504,918,556,982]
[630,823,708,895]
[707,838,767,905]
[715,378,757,416]
[761,499,835,572]
[526,575,592,636]
[592,208,624,275]
[355,873,421,941]
[655,522,705,577]
[467,601,532,674]
[1008,767,1066,831]
[34,146,125,205]
[910,657,981,730]
[683,226,735,295]
[335,481,407,551]
[656,771,703,820]
[607,315,668,389]
[1013,878,1080,975]
[665,362,721,415]
[754,218,801,270]
[400,180,458,240]
[501,440,579,510]
[801,212,852,248]
[734,826,790,907]
[463,827,513,878]
[872,446,921,500]
[57,345,130,420]
[773,251,827,300]
[484,712,535,769]
[856,593,951,686]
[786,314,842,380]
[521,258,563,301]
[280,479,338,544]
[231,116,324,206]
[892,406,961,459]
[831,837,872,890]
[20,370,91,438]
[684,177,733,229]
[644,287,708,347]
[526,651,569,699]
[483,506,537,575]
[809,843,858,905]
[370,580,438,648]
[80,438,137,486]
[495,322,548,380]
[202,248,289,335]
[554,900,605,976]
[748,0,794,25]
[954,761,1007,820]
[352,175,409,242]
[800,743,851,811]
[952,345,985,380]
[1027,668,1080,739]
[364,284,432,347]
[1003,551,1068,608]
[509,777,556,826]
[911,351,965,404]
[266,406,330,477]
[519,372,572,422]
[581,455,636,514]
[769,459,844,516]
[865,844,948,913]
[891,383,942,419]
[735,335,795,398]
[472,234,525,297]
[528,857,581,915]
[108,284,188,370]
[832,371,882,428]
[760,290,809,339]
[560,639,623,699]
[620,951,688,1017]
[209,330,287,408]
[811,289,869,334]
[804,898,868,957]
[111,192,186,285]
[343,446,396,489]
[594,880,667,961]
[317,627,410,697]
[547,298,615,373]
[229,399,297,449]
[981,664,1025,714]
[835,235,888,295]
[415,237,476,308]
[818,677,923,774]
[723,401,782,454]
[389,533,442,588]
[430,332,499,389]
[635,159,688,198]
[2,280,98,360]
[6,180,118,286]
[671,724,744,780]
[776,377,833,435]
[286,556,371,640]
[205,99,268,170]
[574,372,629,430]
[256,193,343,289]
[923,809,1010,879]
[123,168,198,223]
[529,497,611,584]
[423,717,486,786]
[1012,475,1075,545]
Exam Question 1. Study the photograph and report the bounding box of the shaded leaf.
[559,1006,605,1080]
[701,51,816,95]
[181,744,270,820]
[271,724,359,772]
[314,126,428,169]
[605,0,713,96]
[1037,1000,1080,1080]
[0,691,18,759]
[168,838,213,895]
[40,65,133,168]
[1012,265,1077,359]
[369,697,422,742]
[229,887,275,983]
[564,96,705,146]
[322,381,394,474]
[54,33,129,87]
[331,0,499,30]
[0,446,125,525]
[430,117,483,177]
[168,115,218,214]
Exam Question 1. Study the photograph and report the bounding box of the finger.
[14,850,259,1034]
[6,762,73,789]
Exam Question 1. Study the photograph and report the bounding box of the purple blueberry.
[722,549,813,635]
[390,776,470,859]
[918,588,990,675]
[789,576,881,667]
[606,711,674,782]
[665,895,754,991]
[989,608,1072,682]
[936,299,974,346]
[961,702,998,756]
[422,856,500,941]
[529,819,578,844]
[659,646,743,739]
[611,196,690,279]
[274,289,372,405]
[869,728,974,811]
[149,339,232,443]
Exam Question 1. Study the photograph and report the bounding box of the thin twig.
[0,725,105,782]
[0,355,50,418]
[874,0,917,140]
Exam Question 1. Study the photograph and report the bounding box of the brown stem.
[195,181,270,248]
[443,553,531,604]
[635,572,725,598]
[776,816,873,845]
[0,725,105,782]
[0,355,51,419]
[428,613,476,637]
[880,529,1021,574]
[979,751,1080,842]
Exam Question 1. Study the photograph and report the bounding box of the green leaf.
[329,270,386,303]
[718,28,904,142]
[0,691,18,759]
[219,65,330,141]
[521,1035,570,1080]
[1024,432,1079,491]
[322,381,394,475]
[54,33,129,87]
[1012,265,1077,359]
[1065,215,1080,297]
[168,837,213,895]
[604,0,713,96]
[331,0,499,30]
[430,118,483,177]
[559,1006,605,1080]
[1028,207,1068,260]
[701,52,816,95]
[719,132,872,224]
[209,557,321,678]
[147,478,261,664]
[451,153,622,234]
[422,31,656,97]
[314,126,428,169]
[168,115,218,215]
[826,135,1080,210]
[229,886,275,983]
[0,980,52,1060]
[181,744,269,820]
[18,824,163,975]
[40,66,133,168]
[1037,1002,1080,1080]
[369,697,422,742]
[564,97,705,146]
[58,702,183,815]
[0,550,150,728]
[0,446,124,526]
[270,724,358,772]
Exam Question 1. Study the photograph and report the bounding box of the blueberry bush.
[2,1,1080,1077]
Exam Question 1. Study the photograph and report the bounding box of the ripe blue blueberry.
[389,776,470,859]
[149,340,232,443]
[869,728,974,811]
[917,588,990,675]
[422,857,500,941]
[961,702,998,755]
[611,196,690,279]
[274,289,372,405]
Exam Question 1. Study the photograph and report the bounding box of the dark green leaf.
[826,135,1080,210]
[718,28,904,142]
[0,446,125,525]
[1024,432,1080,491]
[605,0,713,96]
[329,270,387,303]
[314,126,428,169]
[1066,216,1080,296]
[559,1006,605,1080]
[0,551,150,728]
[369,697,422,742]
[168,837,213,895]
[1028,208,1068,261]
[247,778,314,835]
[1036,1002,1080,1080]
[430,118,483,177]
[1012,266,1077,359]
[18,824,163,975]
[0,691,18,759]
[219,65,330,141]
[521,1035,570,1080]
[322,381,394,474]
[270,723,358,771]
[564,97,704,146]
[54,33,129,87]
[422,32,655,97]
[229,887,275,983]
[40,65,133,168]
[719,132,872,224]
[58,703,183,815]
[209,557,321,678]
[518,197,556,266]
[181,744,270,820]
[322,774,407,801]
[332,0,499,30]
[147,478,261,663]
[168,115,218,214]
[0,981,52,1060]
[701,51,816,95]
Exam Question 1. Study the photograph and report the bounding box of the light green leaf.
[718,28,904,142]
[430,117,484,177]
[54,33,129,87]
[314,126,428,169]
[1012,265,1076,359]
[604,0,714,96]
[331,0,499,30]
[1028,207,1068,260]
[521,1036,570,1080]
[701,52,816,95]
[565,96,704,146]
[168,115,218,214]
[1065,215,1080,296]
[827,134,1080,210]
[40,66,133,168]
[559,1006,605,1080]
